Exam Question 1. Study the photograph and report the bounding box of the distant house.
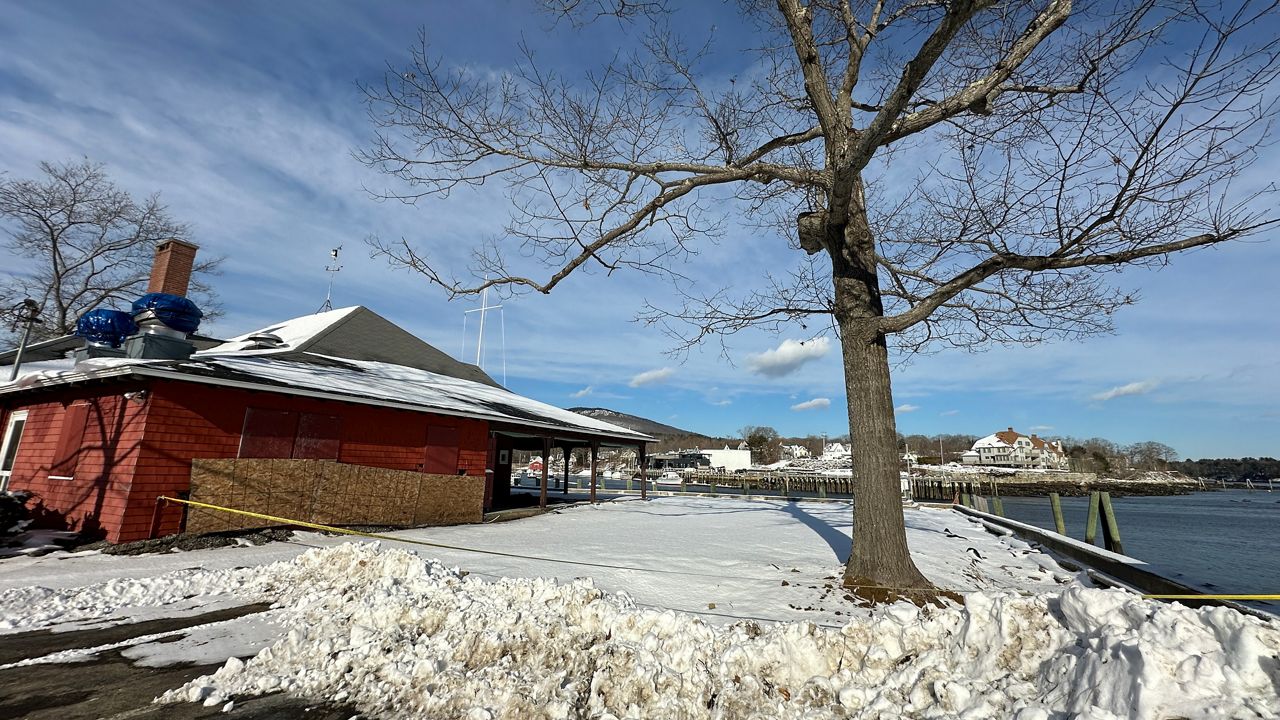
[961,428,1067,469]
[782,444,811,460]
[823,442,848,456]
[0,244,650,543]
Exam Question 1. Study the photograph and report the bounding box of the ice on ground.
[145,542,1278,720]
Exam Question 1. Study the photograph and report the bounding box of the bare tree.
[361,1,1279,595]
[1125,440,1179,470]
[0,159,221,342]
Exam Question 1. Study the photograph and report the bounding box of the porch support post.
[638,443,648,500]
[562,445,570,495]
[540,436,550,510]
[589,441,599,504]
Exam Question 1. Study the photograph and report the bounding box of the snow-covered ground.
[2,497,1278,719]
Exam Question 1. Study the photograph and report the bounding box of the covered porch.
[488,425,651,510]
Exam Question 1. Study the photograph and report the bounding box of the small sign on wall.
[498,449,510,465]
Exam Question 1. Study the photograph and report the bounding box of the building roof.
[1,307,650,445]
[973,428,1064,454]
[204,306,502,387]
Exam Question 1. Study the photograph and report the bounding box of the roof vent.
[131,293,203,337]
[76,309,138,348]
[247,332,285,350]
[73,308,136,362]
[124,293,203,360]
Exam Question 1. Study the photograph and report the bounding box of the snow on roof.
[199,306,361,355]
[972,433,1012,449]
[0,351,650,443]
[0,306,649,443]
[188,352,650,441]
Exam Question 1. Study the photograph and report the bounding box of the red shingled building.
[0,244,649,542]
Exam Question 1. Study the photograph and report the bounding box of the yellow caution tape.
[1141,594,1280,601]
[158,496,1276,605]
[158,495,789,583]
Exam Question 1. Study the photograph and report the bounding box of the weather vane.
[318,246,343,312]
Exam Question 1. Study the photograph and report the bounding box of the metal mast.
[463,285,506,384]
[318,246,342,312]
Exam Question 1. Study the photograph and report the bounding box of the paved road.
[0,605,358,720]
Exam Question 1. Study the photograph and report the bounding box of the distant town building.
[961,428,1067,469]
[650,446,752,473]
[823,442,848,456]
[782,444,811,460]
[703,447,752,473]
[650,451,711,471]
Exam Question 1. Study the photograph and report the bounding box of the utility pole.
[7,299,42,382]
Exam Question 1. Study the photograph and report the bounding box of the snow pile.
[136,543,1280,720]
[0,565,256,631]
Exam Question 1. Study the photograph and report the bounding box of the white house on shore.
[960,428,1068,470]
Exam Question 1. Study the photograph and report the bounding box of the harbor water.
[999,490,1280,605]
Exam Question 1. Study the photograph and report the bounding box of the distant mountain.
[567,407,696,437]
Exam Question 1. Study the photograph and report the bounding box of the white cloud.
[940,409,959,416]
[629,367,675,387]
[746,337,832,378]
[790,397,831,412]
[570,386,593,398]
[1091,380,1159,402]
[1029,424,1055,432]
[895,403,920,413]
[710,399,732,406]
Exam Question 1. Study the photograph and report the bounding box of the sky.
[1,1,1278,459]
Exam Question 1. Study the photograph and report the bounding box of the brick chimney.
[147,239,199,296]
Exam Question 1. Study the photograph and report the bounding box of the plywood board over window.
[49,403,90,480]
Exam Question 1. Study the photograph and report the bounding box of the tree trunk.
[828,186,933,594]
[835,312,932,592]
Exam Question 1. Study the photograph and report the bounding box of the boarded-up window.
[239,408,299,458]
[424,425,459,474]
[49,403,90,479]
[293,413,341,460]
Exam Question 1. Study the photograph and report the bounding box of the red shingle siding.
[0,388,148,542]
[127,381,492,539]
[3,378,494,542]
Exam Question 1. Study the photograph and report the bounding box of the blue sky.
[1,1,1278,459]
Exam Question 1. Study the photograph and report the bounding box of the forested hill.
[567,407,694,437]
[1172,457,1280,481]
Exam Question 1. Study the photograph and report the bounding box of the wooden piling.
[1049,493,1066,535]
[1099,492,1124,554]
[1085,491,1100,545]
